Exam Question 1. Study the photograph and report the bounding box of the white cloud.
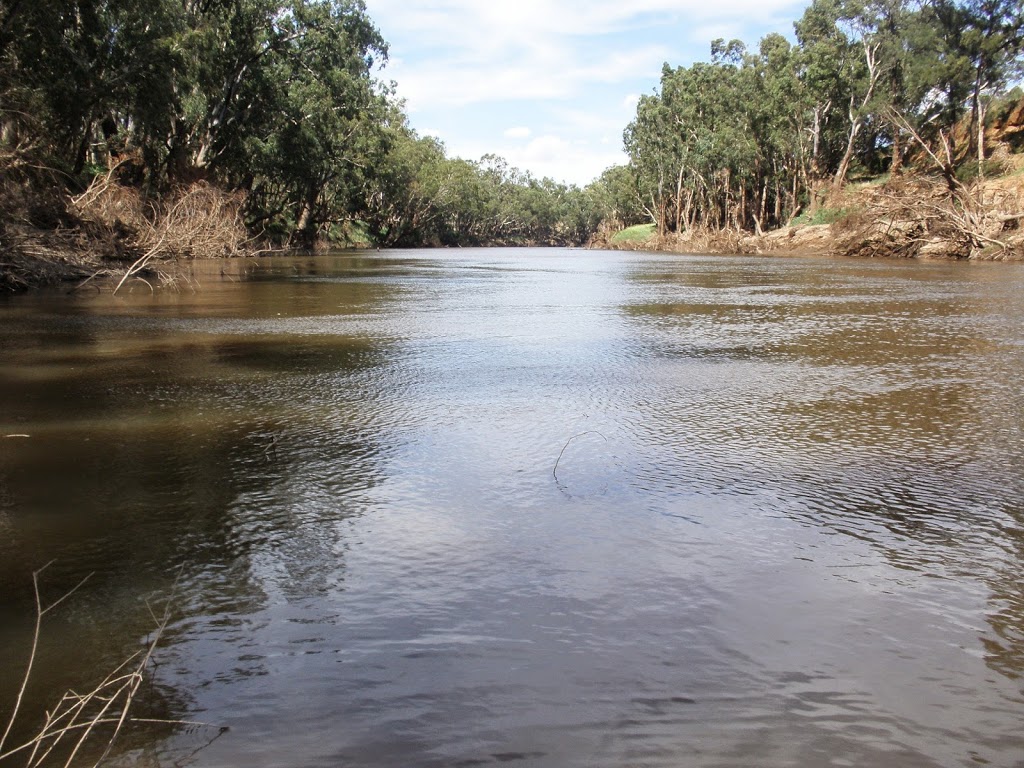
[390,57,569,108]
[381,42,672,110]
[368,0,803,42]
[547,106,635,139]
[522,135,571,164]
[687,23,751,46]
[507,137,627,185]
[362,0,808,183]
[448,133,627,186]
[367,0,799,108]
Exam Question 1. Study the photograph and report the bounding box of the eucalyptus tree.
[1,0,393,237]
[741,33,808,228]
[624,84,678,234]
[794,0,887,197]
[881,0,1017,182]
[238,1,391,245]
[616,0,1024,238]
[626,42,770,233]
[861,0,926,174]
[0,0,180,174]
[942,0,1024,170]
[361,127,450,246]
[586,165,646,229]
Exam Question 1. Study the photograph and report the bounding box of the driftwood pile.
[69,166,250,293]
[832,173,1024,261]
[1,160,252,292]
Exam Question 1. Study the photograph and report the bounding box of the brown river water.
[1,249,1023,767]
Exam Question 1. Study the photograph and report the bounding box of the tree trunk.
[294,184,321,249]
[970,68,983,176]
[977,96,987,176]
[890,128,903,176]
[739,183,747,232]
[790,174,800,223]
[757,177,768,235]
[832,114,861,196]
[72,128,91,176]
[832,40,880,196]
[675,165,686,232]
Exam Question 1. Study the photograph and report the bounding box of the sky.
[361,0,813,187]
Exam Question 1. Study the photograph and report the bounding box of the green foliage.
[790,207,852,226]
[4,0,1022,250]
[620,0,1024,237]
[585,165,646,228]
[0,0,603,249]
[956,156,1010,181]
[360,136,603,247]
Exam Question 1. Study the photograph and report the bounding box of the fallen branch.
[0,562,91,758]
[832,174,1021,259]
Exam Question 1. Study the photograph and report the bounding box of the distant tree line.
[3,0,1022,251]
[618,0,1024,236]
[0,0,601,248]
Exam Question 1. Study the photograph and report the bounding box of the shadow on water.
[0,263,405,764]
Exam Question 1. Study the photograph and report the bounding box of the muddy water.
[1,249,1023,767]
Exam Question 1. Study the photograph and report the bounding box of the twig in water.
[263,433,279,461]
[0,562,91,758]
[553,430,608,484]
[67,269,111,295]
[0,564,216,768]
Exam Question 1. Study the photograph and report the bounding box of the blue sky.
[362,0,812,187]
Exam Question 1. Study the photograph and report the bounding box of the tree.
[587,165,645,229]
[955,0,1024,170]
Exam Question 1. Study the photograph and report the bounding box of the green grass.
[329,220,376,247]
[956,157,1010,183]
[611,223,657,244]
[850,172,890,189]
[790,207,850,227]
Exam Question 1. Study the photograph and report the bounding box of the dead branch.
[832,174,1020,259]
[0,565,217,768]
[553,431,608,484]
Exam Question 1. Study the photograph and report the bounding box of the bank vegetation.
[600,0,1024,261]
[2,0,1024,292]
[0,0,604,290]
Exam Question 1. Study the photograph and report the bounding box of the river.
[1,249,1023,768]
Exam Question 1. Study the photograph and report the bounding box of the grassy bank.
[610,223,657,245]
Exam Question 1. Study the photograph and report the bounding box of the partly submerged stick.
[552,430,608,484]
[0,565,217,768]
[0,562,91,757]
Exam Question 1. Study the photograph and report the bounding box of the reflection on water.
[1,250,1023,767]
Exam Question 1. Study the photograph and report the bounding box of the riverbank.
[0,172,583,293]
[595,158,1024,262]
[0,172,257,292]
[4,162,1024,294]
